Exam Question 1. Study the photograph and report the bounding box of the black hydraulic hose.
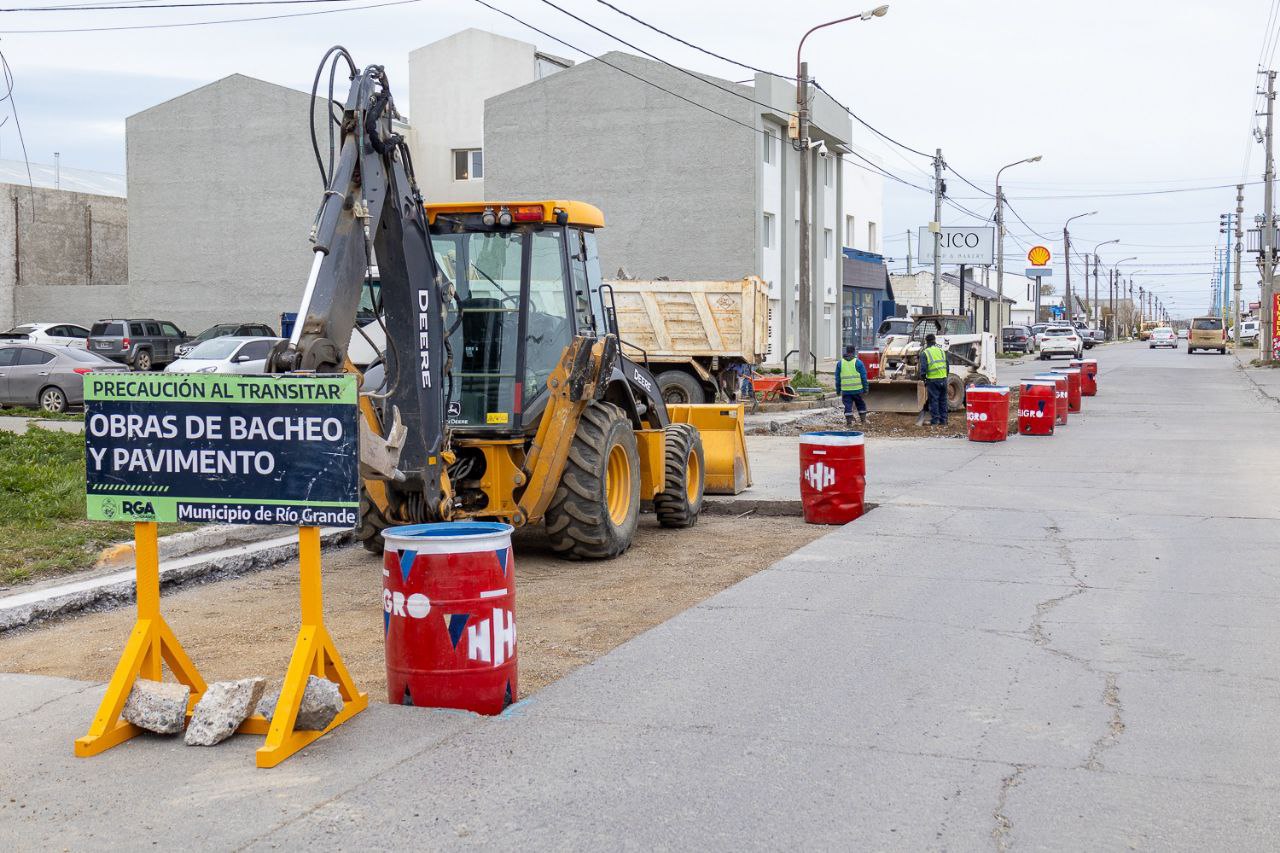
[308,46,355,186]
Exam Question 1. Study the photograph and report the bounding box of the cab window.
[525,229,573,400]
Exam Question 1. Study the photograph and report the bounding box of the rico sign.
[916,226,995,265]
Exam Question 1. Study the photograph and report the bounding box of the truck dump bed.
[606,276,769,362]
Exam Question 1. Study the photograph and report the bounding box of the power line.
[0,0,416,32]
[0,0,353,9]
[945,180,1264,201]
[590,0,782,78]
[810,81,931,160]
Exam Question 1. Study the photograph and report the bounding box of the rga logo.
[101,497,118,519]
[1017,409,1045,419]
[966,411,989,422]
[804,461,836,492]
[123,499,156,519]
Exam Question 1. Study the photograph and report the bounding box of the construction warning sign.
[84,374,359,526]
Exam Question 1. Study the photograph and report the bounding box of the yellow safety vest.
[922,345,948,380]
[837,358,864,393]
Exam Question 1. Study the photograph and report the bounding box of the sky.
[0,0,1273,318]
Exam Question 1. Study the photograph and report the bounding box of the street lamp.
[1063,211,1097,323]
[794,5,888,372]
[1090,239,1119,327]
[1109,256,1136,339]
[994,154,1041,352]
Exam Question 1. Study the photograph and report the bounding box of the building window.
[763,127,777,165]
[824,228,833,260]
[453,148,483,181]
[867,221,877,250]
[762,213,775,249]
[823,157,833,188]
[845,215,855,248]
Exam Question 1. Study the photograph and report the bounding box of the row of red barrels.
[968,358,1099,442]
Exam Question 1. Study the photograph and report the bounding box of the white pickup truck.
[1074,323,1105,348]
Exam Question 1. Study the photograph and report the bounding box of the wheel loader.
[864,314,996,414]
[268,49,750,559]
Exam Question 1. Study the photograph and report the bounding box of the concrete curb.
[0,527,353,634]
[0,415,84,435]
[92,524,287,570]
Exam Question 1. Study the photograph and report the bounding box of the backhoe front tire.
[356,488,390,555]
[544,402,640,560]
[653,423,705,528]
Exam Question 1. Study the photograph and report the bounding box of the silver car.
[164,336,283,374]
[0,343,127,412]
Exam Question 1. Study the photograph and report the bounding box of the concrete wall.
[126,74,325,334]
[0,184,127,328]
[485,51,758,283]
[408,29,568,204]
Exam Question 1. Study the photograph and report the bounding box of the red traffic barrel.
[966,385,1011,442]
[1033,373,1069,426]
[1018,380,1057,435]
[799,431,865,524]
[857,350,881,381]
[382,522,517,715]
[1052,367,1083,413]
[1071,358,1098,396]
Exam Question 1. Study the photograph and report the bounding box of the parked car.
[174,322,277,358]
[1187,316,1226,354]
[87,319,188,371]
[1030,323,1050,347]
[164,336,283,374]
[1176,328,1189,339]
[1001,324,1035,353]
[0,322,92,349]
[0,343,127,412]
[875,318,913,350]
[1038,325,1084,360]
[1149,327,1178,349]
[1073,323,1105,348]
[1228,319,1260,342]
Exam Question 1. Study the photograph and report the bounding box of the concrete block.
[121,679,190,735]
[185,678,266,746]
[256,676,343,731]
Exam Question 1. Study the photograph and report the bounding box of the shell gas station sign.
[1026,245,1053,277]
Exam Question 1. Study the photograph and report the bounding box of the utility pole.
[905,229,912,275]
[1235,183,1244,346]
[1092,255,1100,326]
[932,148,944,313]
[1065,231,1073,323]
[1109,267,1115,338]
[1263,69,1276,362]
[796,60,812,371]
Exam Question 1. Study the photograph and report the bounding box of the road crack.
[1083,672,1126,771]
[992,763,1028,852]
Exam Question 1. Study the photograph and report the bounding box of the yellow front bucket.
[666,403,752,495]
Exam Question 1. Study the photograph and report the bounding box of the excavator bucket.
[665,403,752,495]
[864,379,928,414]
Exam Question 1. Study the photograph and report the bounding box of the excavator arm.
[269,53,450,520]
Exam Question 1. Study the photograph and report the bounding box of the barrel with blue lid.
[798,430,865,524]
[1034,373,1069,426]
[1018,379,1056,435]
[965,385,1010,442]
[382,522,517,715]
[1051,367,1083,413]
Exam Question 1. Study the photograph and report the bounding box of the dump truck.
[865,314,996,414]
[605,276,769,405]
[269,49,751,560]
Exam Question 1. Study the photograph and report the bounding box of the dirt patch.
[750,389,1022,439]
[0,514,825,701]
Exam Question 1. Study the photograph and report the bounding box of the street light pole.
[994,155,1041,352]
[795,4,888,373]
[1090,239,1119,327]
[1064,211,1097,324]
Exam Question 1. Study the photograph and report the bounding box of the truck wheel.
[945,375,965,411]
[545,402,640,560]
[653,423,705,528]
[355,488,390,555]
[656,370,706,405]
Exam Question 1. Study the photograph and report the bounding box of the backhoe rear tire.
[356,488,390,555]
[653,423,705,528]
[544,402,641,560]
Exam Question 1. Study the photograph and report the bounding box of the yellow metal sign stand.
[74,522,367,767]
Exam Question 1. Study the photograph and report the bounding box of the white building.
[406,29,571,203]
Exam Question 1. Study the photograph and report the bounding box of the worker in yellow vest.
[919,333,950,426]
[835,344,869,428]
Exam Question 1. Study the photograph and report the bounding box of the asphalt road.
[2,341,1278,850]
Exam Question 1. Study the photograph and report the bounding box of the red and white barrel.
[1052,367,1083,413]
[858,350,881,381]
[965,385,1011,442]
[1071,359,1098,396]
[1034,373,1069,426]
[382,522,517,715]
[798,431,865,524]
[1018,380,1057,436]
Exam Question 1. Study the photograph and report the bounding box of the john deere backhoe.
[268,49,749,559]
